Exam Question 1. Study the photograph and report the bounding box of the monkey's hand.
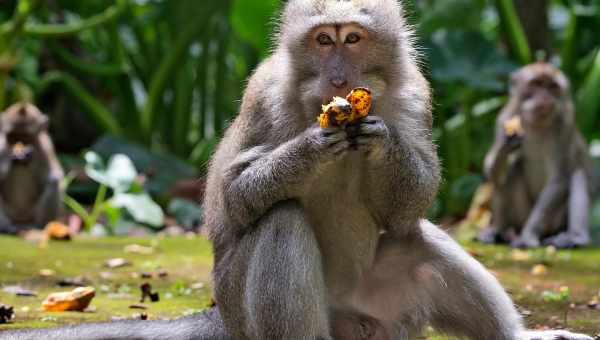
[309,125,351,157]
[352,116,389,152]
[504,133,523,152]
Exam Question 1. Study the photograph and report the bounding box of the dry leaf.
[42,287,95,312]
[531,264,548,276]
[44,221,71,241]
[39,269,55,277]
[0,304,14,324]
[511,249,531,261]
[105,258,130,269]
[124,244,154,255]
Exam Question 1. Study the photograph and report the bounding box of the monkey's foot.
[543,232,590,249]
[510,236,540,249]
[476,227,501,244]
[520,329,594,340]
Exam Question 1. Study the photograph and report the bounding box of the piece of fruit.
[318,88,372,128]
[42,287,95,312]
[504,116,523,137]
[347,87,372,122]
[319,96,352,128]
[10,142,33,161]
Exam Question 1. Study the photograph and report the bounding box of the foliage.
[63,151,164,234]
[1,0,599,219]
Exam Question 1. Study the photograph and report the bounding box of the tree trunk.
[513,0,551,58]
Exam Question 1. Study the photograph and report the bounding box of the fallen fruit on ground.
[41,287,95,312]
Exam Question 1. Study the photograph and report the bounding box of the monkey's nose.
[330,78,348,89]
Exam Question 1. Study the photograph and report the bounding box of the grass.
[0,235,599,338]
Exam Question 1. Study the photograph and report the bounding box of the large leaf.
[84,151,138,192]
[110,193,164,228]
[167,198,203,229]
[92,135,197,195]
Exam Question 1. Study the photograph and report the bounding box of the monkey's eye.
[345,33,361,44]
[317,33,334,46]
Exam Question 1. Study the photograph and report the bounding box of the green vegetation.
[0,235,213,330]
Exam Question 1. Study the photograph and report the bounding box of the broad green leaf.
[111,193,164,228]
[168,198,203,229]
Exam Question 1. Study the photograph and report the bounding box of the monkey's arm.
[222,125,348,228]
[0,131,10,180]
[513,176,569,248]
[544,168,591,248]
[484,107,520,184]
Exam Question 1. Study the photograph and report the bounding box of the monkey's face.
[512,64,569,129]
[296,22,391,115]
[1,103,48,161]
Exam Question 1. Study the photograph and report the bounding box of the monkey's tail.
[0,307,232,340]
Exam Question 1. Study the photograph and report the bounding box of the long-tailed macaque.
[479,63,597,249]
[0,2,594,340]
[0,103,63,234]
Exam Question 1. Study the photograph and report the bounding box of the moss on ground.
[0,235,598,338]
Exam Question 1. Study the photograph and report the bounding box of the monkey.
[0,102,64,234]
[0,2,594,340]
[478,62,597,249]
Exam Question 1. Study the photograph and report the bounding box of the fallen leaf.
[157,269,168,278]
[2,285,37,297]
[124,244,154,255]
[0,304,14,323]
[39,269,55,277]
[42,287,95,312]
[57,276,88,287]
[140,283,160,303]
[105,258,131,269]
[511,249,531,261]
[129,304,148,310]
[531,264,548,276]
[44,222,71,241]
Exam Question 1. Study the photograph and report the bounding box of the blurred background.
[1,0,599,233]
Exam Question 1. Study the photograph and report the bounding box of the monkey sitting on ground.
[0,1,594,340]
[0,103,63,234]
[479,63,597,248]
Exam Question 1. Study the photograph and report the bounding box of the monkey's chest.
[522,140,555,197]
[300,155,380,301]
[2,165,40,221]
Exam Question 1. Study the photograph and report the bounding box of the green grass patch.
[0,236,599,337]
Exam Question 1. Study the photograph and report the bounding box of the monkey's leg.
[359,220,523,340]
[33,175,61,228]
[0,307,231,340]
[544,169,591,248]
[480,162,531,244]
[512,178,569,248]
[214,200,330,340]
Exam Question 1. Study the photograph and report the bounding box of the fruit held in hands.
[318,87,372,128]
[503,116,523,137]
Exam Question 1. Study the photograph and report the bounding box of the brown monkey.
[0,2,593,340]
[480,63,597,248]
[0,103,63,234]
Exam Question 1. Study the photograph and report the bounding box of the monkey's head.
[278,0,409,114]
[1,103,48,163]
[510,62,571,129]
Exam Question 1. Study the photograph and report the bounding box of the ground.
[0,235,598,338]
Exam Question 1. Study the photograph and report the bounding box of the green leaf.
[230,0,279,57]
[111,193,164,228]
[494,0,532,64]
[84,152,138,192]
